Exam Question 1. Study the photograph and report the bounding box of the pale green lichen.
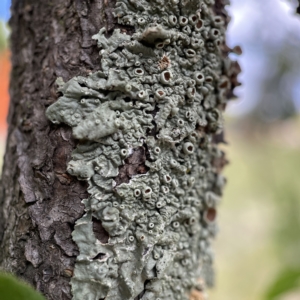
[46,0,234,299]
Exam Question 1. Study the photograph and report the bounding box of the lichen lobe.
[46,0,238,299]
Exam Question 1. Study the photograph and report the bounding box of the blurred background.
[0,0,10,164]
[0,0,300,299]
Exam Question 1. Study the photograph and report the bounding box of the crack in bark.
[114,147,149,186]
[92,217,109,244]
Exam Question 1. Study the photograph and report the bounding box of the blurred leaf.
[0,23,6,51]
[0,272,45,300]
[264,268,300,300]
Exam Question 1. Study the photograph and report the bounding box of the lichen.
[46,0,238,299]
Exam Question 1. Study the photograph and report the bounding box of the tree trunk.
[0,1,116,299]
[0,1,240,300]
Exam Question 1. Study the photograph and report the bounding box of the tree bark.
[0,1,117,299]
[0,1,240,299]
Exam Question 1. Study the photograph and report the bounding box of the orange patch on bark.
[0,50,10,134]
[190,289,205,300]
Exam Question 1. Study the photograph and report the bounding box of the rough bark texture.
[0,1,117,299]
[0,0,240,299]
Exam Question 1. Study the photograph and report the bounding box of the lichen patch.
[46,0,239,299]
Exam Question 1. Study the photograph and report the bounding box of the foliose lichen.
[46,0,239,299]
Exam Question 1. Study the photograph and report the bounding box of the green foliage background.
[0,21,8,52]
[209,117,300,300]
